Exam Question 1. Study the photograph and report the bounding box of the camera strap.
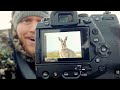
[14,51,36,79]
[8,28,36,79]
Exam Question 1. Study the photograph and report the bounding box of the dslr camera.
[35,11,120,79]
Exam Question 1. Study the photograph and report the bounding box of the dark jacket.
[0,29,36,79]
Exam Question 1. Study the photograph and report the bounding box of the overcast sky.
[0,11,120,30]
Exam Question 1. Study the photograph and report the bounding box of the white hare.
[58,36,76,58]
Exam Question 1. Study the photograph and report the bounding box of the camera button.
[95,58,101,63]
[97,44,111,57]
[42,71,49,79]
[93,38,99,42]
[83,19,91,24]
[98,65,106,71]
[92,29,98,35]
[115,70,120,75]
[101,46,107,52]
[81,73,88,77]
[73,72,79,76]
[53,72,58,78]
[63,72,69,77]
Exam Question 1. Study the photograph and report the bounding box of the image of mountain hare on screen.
[58,36,76,58]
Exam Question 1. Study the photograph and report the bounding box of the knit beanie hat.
[12,11,49,29]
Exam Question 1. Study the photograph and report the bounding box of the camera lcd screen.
[40,28,89,63]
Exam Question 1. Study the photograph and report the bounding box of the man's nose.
[29,21,38,32]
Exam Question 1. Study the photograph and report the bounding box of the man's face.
[16,16,42,57]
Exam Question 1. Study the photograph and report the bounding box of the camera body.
[35,11,120,79]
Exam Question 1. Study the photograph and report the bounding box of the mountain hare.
[58,36,76,58]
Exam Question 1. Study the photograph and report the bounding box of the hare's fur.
[58,36,76,58]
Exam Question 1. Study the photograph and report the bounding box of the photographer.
[0,11,50,79]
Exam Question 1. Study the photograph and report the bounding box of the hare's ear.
[64,36,67,41]
[58,37,62,41]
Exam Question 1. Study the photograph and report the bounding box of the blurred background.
[0,11,120,30]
